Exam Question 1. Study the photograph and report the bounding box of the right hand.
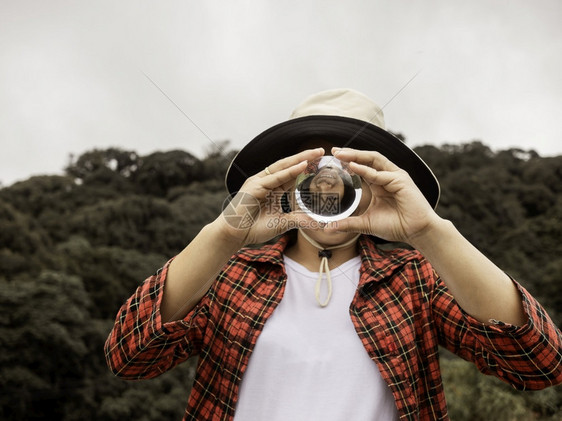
[218,147,326,246]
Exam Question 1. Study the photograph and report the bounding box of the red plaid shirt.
[105,234,562,420]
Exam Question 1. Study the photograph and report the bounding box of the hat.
[225,88,440,208]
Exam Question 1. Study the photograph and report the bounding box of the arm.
[331,147,561,387]
[104,260,208,379]
[430,267,562,389]
[330,147,525,325]
[105,148,325,377]
[409,218,526,325]
[161,221,244,322]
[161,148,324,322]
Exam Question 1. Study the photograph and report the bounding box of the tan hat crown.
[289,88,386,130]
[225,87,440,210]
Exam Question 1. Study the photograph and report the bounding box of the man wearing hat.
[105,89,562,420]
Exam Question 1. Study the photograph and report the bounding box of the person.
[105,89,562,420]
[296,156,358,217]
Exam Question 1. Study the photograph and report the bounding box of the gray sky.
[1,0,561,186]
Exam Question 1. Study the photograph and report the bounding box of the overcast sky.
[1,0,561,186]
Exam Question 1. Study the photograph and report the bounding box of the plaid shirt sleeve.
[104,258,209,380]
[433,273,562,390]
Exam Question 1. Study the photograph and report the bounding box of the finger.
[324,216,366,234]
[259,161,309,191]
[348,162,405,193]
[332,147,401,172]
[261,147,324,176]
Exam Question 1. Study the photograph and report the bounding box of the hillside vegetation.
[1,141,561,420]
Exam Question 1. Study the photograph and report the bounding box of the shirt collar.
[237,233,419,286]
[236,234,290,266]
[356,235,420,289]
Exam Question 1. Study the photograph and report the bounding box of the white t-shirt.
[234,255,399,421]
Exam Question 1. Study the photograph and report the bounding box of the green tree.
[56,236,167,319]
[1,141,560,420]
[0,200,52,280]
[132,150,202,196]
[0,272,94,420]
[66,148,140,180]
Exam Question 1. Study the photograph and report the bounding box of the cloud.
[1,0,561,186]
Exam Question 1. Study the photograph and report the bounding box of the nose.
[315,182,332,192]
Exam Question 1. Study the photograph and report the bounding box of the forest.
[1,140,561,420]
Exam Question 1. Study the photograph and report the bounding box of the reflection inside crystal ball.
[295,156,363,222]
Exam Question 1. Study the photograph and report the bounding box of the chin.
[301,226,359,247]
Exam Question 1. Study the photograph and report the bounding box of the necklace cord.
[298,230,360,307]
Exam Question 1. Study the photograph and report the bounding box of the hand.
[218,148,326,246]
[325,147,441,244]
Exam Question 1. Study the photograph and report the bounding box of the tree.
[68,195,195,256]
[0,272,94,420]
[55,236,167,319]
[0,175,76,218]
[66,148,140,180]
[132,150,202,196]
[0,200,51,280]
[1,142,561,420]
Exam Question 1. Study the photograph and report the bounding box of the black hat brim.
[225,115,440,208]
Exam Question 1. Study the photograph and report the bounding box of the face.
[309,166,345,196]
[305,166,346,216]
[296,155,362,219]
[288,145,373,246]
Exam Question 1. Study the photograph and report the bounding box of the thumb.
[324,216,364,234]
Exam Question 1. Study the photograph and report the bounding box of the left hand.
[325,147,441,244]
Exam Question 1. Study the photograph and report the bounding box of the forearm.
[105,264,192,379]
[161,218,244,322]
[409,218,527,326]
